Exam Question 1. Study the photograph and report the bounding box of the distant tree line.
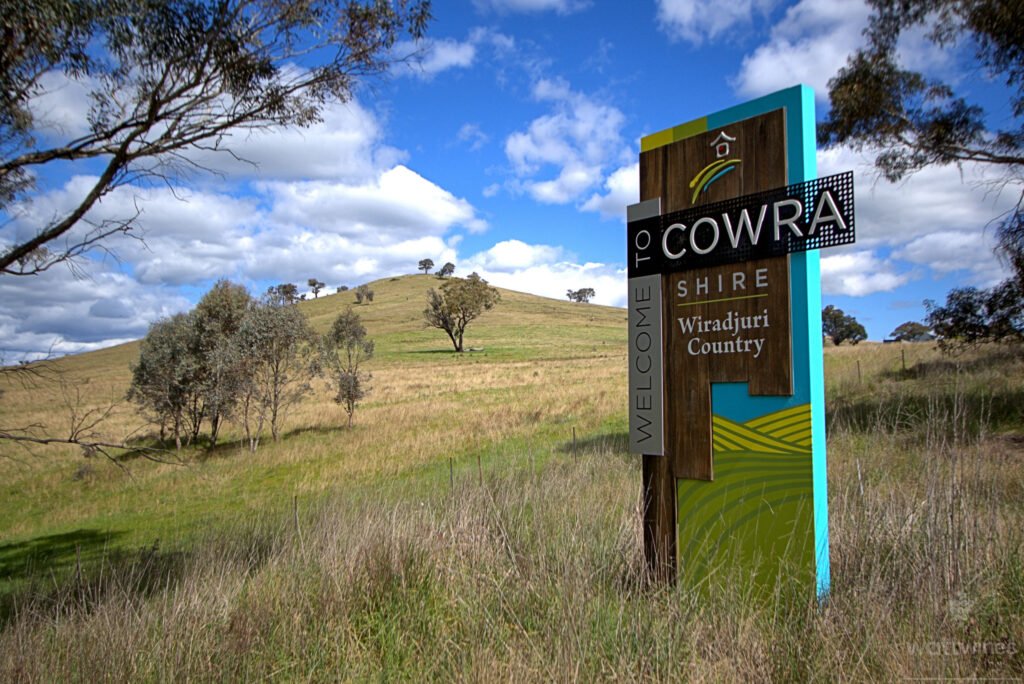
[267,279,376,305]
[128,280,373,451]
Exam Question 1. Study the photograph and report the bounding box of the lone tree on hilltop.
[822,305,867,345]
[0,0,432,276]
[322,308,374,427]
[308,279,325,299]
[424,273,500,352]
[418,258,434,275]
[567,288,595,303]
[437,262,455,278]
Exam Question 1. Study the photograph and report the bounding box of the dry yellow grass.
[1,278,1023,681]
[0,275,628,543]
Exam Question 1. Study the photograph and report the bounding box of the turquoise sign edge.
[698,85,830,597]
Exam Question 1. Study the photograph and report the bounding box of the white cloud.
[473,0,588,14]
[504,79,629,204]
[188,100,404,182]
[264,165,486,240]
[242,232,457,287]
[395,37,477,79]
[3,176,264,286]
[457,123,490,151]
[733,0,869,100]
[27,71,97,140]
[894,231,1009,287]
[657,0,778,45]
[812,144,1017,296]
[468,239,564,270]
[581,163,639,220]
[394,28,518,81]
[817,146,1018,250]
[821,251,909,296]
[0,265,190,358]
[422,39,477,74]
[524,164,603,204]
[25,71,403,185]
[463,242,627,307]
[732,0,962,103]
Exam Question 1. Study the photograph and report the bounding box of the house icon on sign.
[711,131,736,158]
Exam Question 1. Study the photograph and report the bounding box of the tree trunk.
[209,413,220,449]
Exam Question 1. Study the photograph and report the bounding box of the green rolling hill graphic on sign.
[677,404,815,595]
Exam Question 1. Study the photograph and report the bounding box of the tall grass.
[2,283,1023,681]
[3,367,1023,681]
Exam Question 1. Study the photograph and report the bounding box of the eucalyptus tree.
[567,288,595,303]
[822,305,868,346]
[354,284,374,304]
[0,0,432,276]
[308,279,325,298]
[424,273,500,352]
[322,308,374,427]
[192,280,253,448]
[127,313,202,450]
[821,0,1023,264]
[236,296,319,448]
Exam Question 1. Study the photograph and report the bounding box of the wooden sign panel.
[628,86,835,597]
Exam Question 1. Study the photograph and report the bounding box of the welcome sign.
[628,86,853,596]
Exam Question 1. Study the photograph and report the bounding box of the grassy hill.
[1,276,1023,681]
[0,275,628,550]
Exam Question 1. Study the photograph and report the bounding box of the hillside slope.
[0,275,629,552]
[300,274,627,364]
[4,278,1024,681]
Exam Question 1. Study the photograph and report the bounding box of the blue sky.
[1,0,1018,357]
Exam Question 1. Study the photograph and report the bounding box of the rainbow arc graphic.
[689,158,741,204]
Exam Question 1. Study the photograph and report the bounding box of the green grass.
[0,275,628,586]
[1,279,1023,681]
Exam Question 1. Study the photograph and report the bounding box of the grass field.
[1,275,1022,681]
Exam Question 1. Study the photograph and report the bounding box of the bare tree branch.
[0,0,433,276]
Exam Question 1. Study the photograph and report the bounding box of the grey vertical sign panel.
[627,198,664,455]
[628,273,663,454]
